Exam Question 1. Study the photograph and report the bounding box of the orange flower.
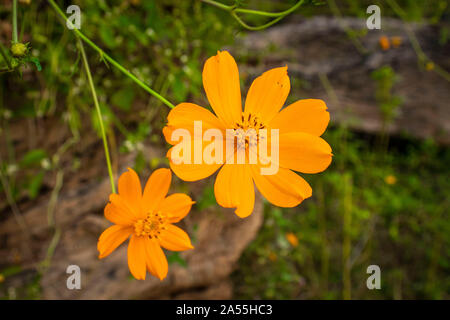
[163,51,332,218]
[390,36,402,48]
[97,168,194,280]
[286,232,299,247]
[379,36,390,50]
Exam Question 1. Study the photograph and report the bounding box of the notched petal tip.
[133,273,146,281]
[234,207,253,219]
[157,274,166,281]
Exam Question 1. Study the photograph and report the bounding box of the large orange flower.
[163,51,332,218]
[97,168,194,280]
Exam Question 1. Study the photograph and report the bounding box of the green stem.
[12,0,18,43]
[78,39,116,194]
[328,0,367,55]
[231,11,285,31]
[201,0,304,31]
[47,0,175,109]
[234,0,304,17]
[200,0,233,11]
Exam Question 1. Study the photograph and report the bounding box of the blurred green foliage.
[233,129,450,299]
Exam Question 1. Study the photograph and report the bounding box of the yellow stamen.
[232,113,267,151]
[134,211,167,239]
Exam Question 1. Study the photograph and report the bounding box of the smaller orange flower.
[98,168,195,280]
[379,36,390,51]
[390,36,402,48]
[286,232,299,247]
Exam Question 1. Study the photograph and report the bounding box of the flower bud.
[11,43,28,57]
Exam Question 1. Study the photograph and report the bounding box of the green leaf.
[99,24,117,48]
[172,75,188,102]
[197,185,216,210]
[20,149,48,168]
[167,252,187,267]
[28,171,44,199]
[28,57,42,71]
[111,88,135,111]
[0,265,22,277]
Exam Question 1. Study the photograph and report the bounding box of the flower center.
[232,113,267,150]
[235,113,266,131]
[134,211,167,238]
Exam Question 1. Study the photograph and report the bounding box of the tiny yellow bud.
[0,274,4,283]
[425,62,434,71]
[385,175,397,185]
[11,43,28,57]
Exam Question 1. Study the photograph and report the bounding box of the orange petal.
[127,235,147,280]
[142,168,171,214]
[98,225,132,259]
[214,164,255,218]
[144,237,168,280]
[251,166,312,207]
[167,146,222,182]
[109,193,141,221]
[104,202,134,226]
[269,99,330,136]
[163,103,225,145]
[159,224,194,251]
[244,66,290,124]
[279,132,332,174]
[202,51,242,127]
[118,168,143,215]
[158,193,194,223]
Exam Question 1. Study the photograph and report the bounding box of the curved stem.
[47,0,175,109]
[200,0,233,11]
[12,0,18,43]
[201,0,304,31]
[234,0,304,17]
[231,11,285,31]
[78,39,116,194]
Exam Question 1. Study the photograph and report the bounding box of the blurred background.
[0,0,449,299]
